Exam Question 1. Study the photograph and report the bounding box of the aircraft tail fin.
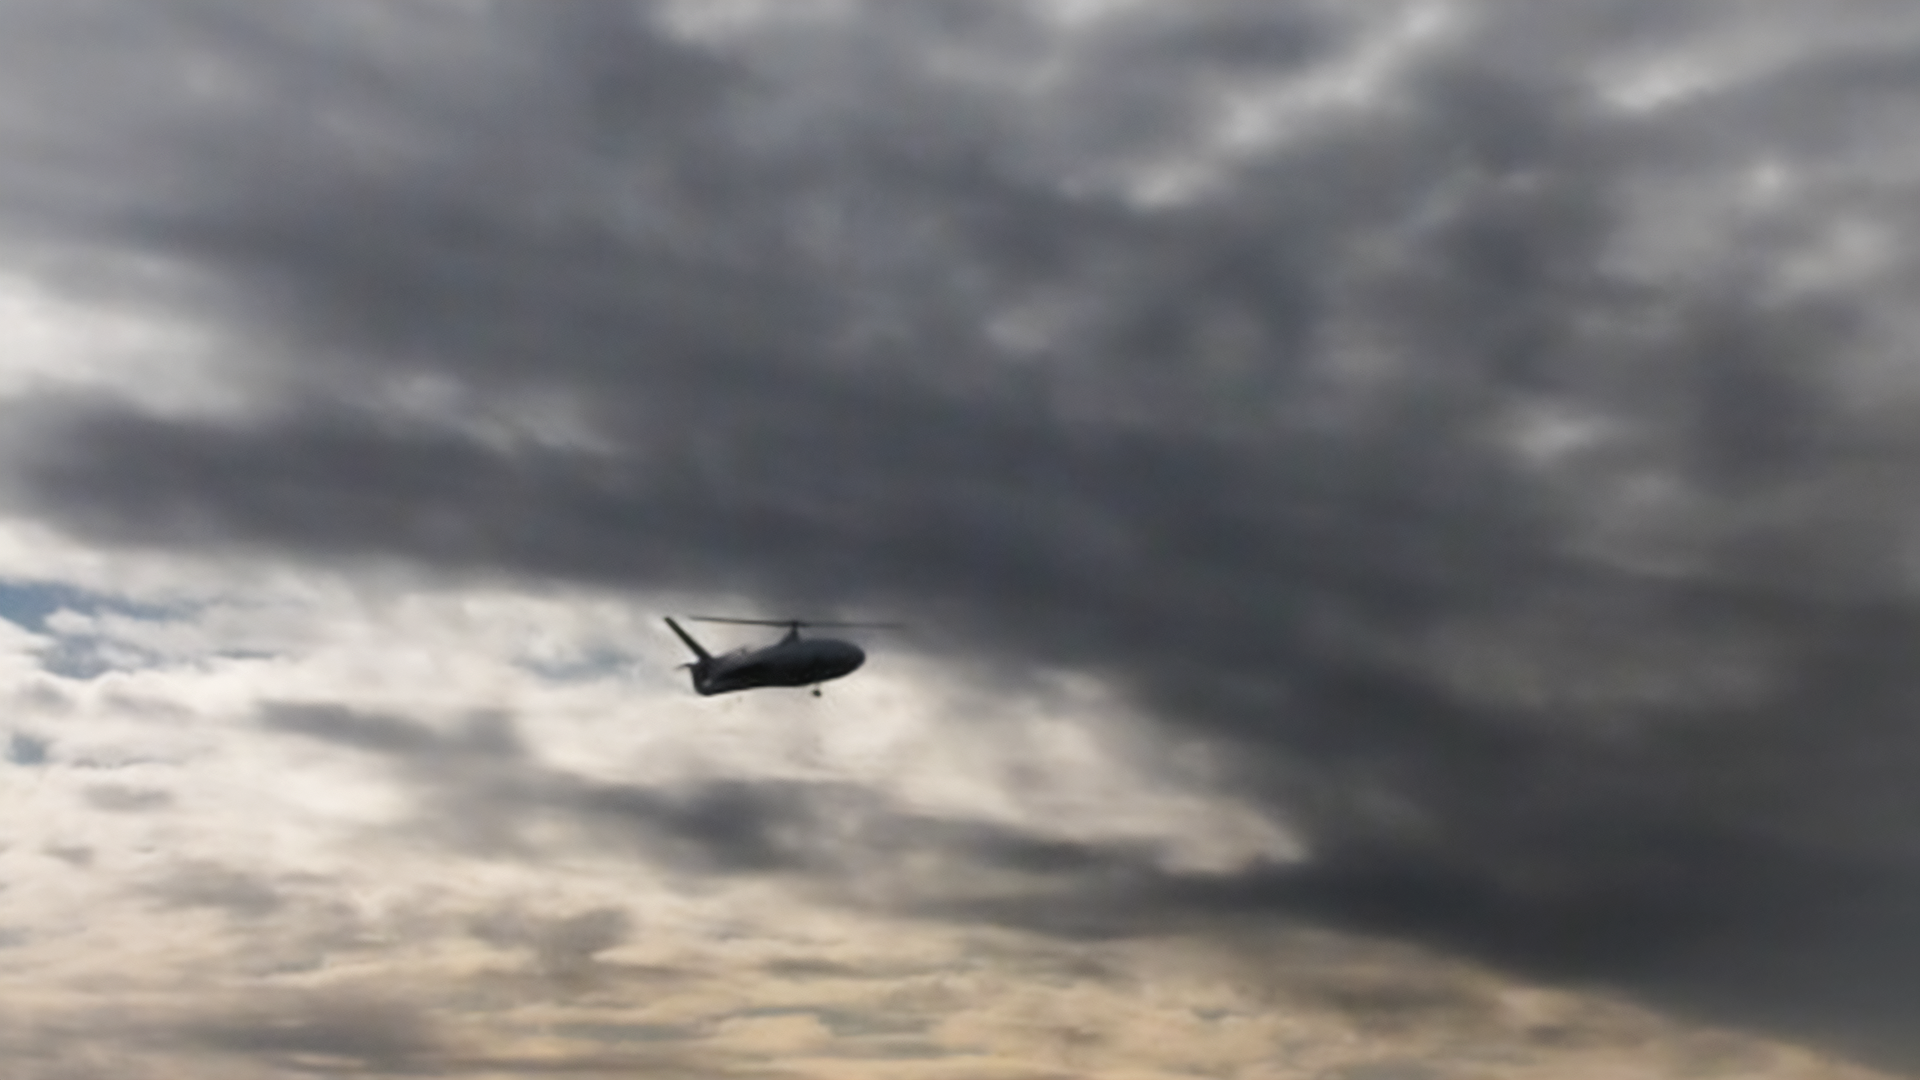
[663,617,713,664]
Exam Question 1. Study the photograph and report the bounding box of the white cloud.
[0,269,251,419]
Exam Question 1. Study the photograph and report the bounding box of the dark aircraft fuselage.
[692,637,865,695]
[665,617,866,695]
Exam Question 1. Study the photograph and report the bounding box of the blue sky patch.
[0,580,188,678]
[7,732,49,766]
[0,580,181,633]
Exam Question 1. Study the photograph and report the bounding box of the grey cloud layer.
[261,701,1150,895]
[8,0,1920,1071]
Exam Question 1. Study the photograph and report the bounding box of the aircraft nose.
[839,642,866,672]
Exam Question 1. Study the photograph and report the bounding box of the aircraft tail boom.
[663,617,713,663]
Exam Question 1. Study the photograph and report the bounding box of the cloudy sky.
[5,1,1920,1077]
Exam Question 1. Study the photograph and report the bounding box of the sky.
[3,0,1920,1077]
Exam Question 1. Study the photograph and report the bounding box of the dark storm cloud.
[10,0,1920,1071]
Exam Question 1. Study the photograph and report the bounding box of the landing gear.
[811,687,823,698]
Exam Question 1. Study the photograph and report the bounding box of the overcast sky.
[5,1,1920,1077]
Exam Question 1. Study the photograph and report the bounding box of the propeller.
[685,616,904,629]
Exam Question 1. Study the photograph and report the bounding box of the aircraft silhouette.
[664,616,895,696]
